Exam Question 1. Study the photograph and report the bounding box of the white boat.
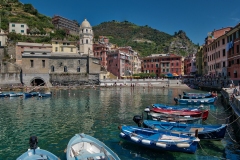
[66,133,120,160]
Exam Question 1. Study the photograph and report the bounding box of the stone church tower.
[79,19,93,56]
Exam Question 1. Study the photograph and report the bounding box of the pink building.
[107,49,131,78]
[205,27,231,77]
[16,42,52,66]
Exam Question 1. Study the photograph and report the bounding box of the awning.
[165,73,173,77]
[173,73,179,76]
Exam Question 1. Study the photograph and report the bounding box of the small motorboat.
[145,105,209,121]
[143,112,202,124]
[16,136,59,160]
[182,92,213,99]
[66,133,120,160]
[150,103,204,111]
[118,125,200,154]
[174,97,217,105]
[142,120,227,140]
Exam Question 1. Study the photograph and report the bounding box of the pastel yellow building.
[51,40,77,53]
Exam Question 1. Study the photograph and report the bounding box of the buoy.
[141,139,151,145]
[156,142,167,148]
[176,143,190,148]
[130,136,139,142]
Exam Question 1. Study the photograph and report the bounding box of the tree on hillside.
[23,4,38,15]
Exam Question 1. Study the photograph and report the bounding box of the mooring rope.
[226,128,238,143]
[208,111,234,121]
[198,142,229,160]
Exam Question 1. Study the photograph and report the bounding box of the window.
[21,30,24,33]
[81,40,83,44]
[237,45,239,53]
[21,25,24,28]
[30,60,34,68]
[61,47,63,52]
[223,49,225,56]
[42,60,45,68]
[222,38,225,45]
[71,48,73,52]
[12,24,15,27]
[51,66,54,72]
[156,64,158,68]
[77,67,80,72]
[12,29,15,32]
[172,63,174,66]
[78,60,81,64]
[237,59,240,64]
[86,39,88,44]
[55,42,58,44]
[55,47,58,52]
[64,66,67,72]
[86,29,88,33]
[223,61,225,67]
[42,52,47,55]
[30,52,35,54]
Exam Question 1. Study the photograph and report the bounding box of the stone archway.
[30,77,45,86]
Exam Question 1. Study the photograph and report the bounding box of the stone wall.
[50,73,89,86]
[0,73,21,86]
[22,73,50,87]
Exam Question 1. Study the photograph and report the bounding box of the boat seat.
[76,152,105,159]
[189,127,204,132]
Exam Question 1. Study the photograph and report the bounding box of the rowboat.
[16,136,59,160]
[182,92,213,99]
[148,107,209,121]
[118,125,200,154]
[66,133,120,160]
[174,97,217,105]
[9,92,24,97]
[150,103,204,111]
[143,120,227,140]
[144,112,203,124]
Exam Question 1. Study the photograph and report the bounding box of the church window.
[77,67,80,72]
[86,39,88,44]
[51,66,54,72]
[86,29,88,33]
[30,60,34,68]
[64,66,68,72]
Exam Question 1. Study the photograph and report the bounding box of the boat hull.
[16,147,59,160]
[66,133,120,160]
[143,120,227,140]
[119,125,199,154]
[175,97,217,105]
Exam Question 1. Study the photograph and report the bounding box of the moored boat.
[66,133,120,160]
[142,120,227,140]
[174,97,217,105]
[118,125,200,154]
[24,92,39,98]
[182,92,213,99]
[16,136,59,160]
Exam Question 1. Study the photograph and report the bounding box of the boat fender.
[176,143,190,148]
[120,132,126,137]
[156,142,167,148]
[144,107,150,112]
[130,136,140,142]
[141,139,151,145]
[133,115,142,127]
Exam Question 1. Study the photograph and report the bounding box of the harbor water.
[0,87,239,160]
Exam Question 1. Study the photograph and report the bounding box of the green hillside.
[93,21,198,57]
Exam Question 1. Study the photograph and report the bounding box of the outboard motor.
[133,115,142,127]
[178,94,182,99]
[174,97,178,104]
[29,136,38,154]
[144,106,150,112]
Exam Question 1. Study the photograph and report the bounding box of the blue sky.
[20,0,240,45]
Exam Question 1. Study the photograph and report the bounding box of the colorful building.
[9,23,29,35]
[51,40,77,53]
[226,23,240,80]
[141,54,182,77]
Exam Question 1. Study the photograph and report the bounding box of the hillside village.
[0,0,240,87]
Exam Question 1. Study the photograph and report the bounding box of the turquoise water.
[0,87,239,160]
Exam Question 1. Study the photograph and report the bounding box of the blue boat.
[174,97,217,105]
[66,133,120,160]
[24,92,39,98]
[118,125,200,154]
[146,103,204,112]
[38,92,52,97]
[143,120,227,140]
[0,92,14,97]
[16,136,59,160]
[182,92,213,99]
[9,92,24,97]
